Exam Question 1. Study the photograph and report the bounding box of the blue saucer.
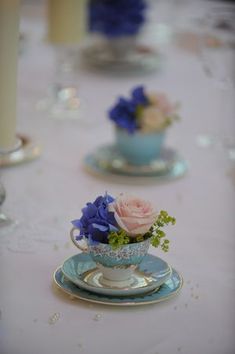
[62,253,172,297]
[54,267,183,306]
[81,43,162,75]
[83,145,187,182]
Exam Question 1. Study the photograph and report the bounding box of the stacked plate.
[53,253,183,306]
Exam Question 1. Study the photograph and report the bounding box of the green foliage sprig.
[108,210,175,251]
[108,230,130,249]
[147,210,176,252]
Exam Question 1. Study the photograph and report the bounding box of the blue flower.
[108,85,149,133]
[89,0,147,38]
[131,86,149,106]
[71,194,117,244]
[109,97,138,133]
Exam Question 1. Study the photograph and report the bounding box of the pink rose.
[149,93,176,116]
[108,194,158,237]
[141,107,166,132]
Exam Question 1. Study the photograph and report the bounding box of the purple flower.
[71,194,118,244]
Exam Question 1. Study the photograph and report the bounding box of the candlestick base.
[0,134,41,167]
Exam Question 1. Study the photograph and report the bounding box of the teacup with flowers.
[89,0,147,57]
[109,86,179,166]
[70,193,175,287]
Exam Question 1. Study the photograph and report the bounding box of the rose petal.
[120,215,157,225]
[108,194,158,236]
[113,212,129,232]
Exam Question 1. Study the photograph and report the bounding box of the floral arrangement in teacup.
[70,193,175,286]
[89,0,147,39]
[109,86,179,134]
[108,86,180,165]
[71,192,175,249]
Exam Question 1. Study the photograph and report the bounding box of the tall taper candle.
[0,0,20,150]
[48,0,87,44]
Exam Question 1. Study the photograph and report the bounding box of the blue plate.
[62,253,172,297]
[53,267,183,306]
[83,145,187,182]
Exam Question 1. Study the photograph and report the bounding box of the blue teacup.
[70,226,151,287]
[115,128,165,166]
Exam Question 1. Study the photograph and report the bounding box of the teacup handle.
[70,227,88,252]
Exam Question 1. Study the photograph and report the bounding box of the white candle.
[0,0,20,151]
[48,0,87,45]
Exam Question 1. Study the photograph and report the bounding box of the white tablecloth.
[1,1,235,354]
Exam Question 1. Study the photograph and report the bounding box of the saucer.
[62,253,172,297]
[83,144,187,183]
[81,43,161,74]
[54,267,183,306]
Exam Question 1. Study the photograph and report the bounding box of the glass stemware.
[37,44,84,120]
[199,3,235,159]
[0,138,22,232]
[0,179,18,233]
[36,0,88,120]
[0,181,11,228]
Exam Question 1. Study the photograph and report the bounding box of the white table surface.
[1,1,235,354]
